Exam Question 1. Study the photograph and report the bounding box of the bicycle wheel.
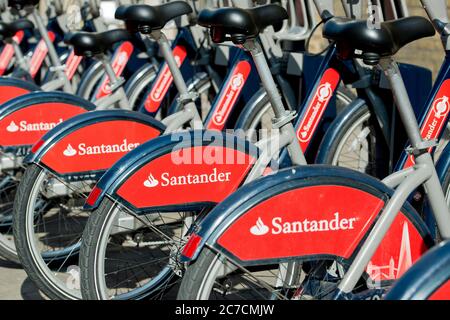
[76,60,106,101]
[80,198,195,300]
[13,164,94,300]
[124,63,158,111]
[177,167,430,300]
[316,102,388,177]
[0,171,20,263]
[235,84,355,144]
[179,247,364,300]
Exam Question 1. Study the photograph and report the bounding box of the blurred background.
[98,0,450,79]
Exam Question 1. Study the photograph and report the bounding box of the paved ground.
[0,258,45,300]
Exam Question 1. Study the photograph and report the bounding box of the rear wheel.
[0,171,21,263]
[80,198,194,300]
[76,61,107,101]
[178,247,380,300]
[124,63,158,111]
[318,103,388,177]
[13,164,94,300]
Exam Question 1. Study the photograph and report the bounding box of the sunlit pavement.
[0,258,45,300]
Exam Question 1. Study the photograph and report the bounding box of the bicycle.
[15,0,407,300]
[11,1,260,300]
[177,8,450,300]
[76,0,425,300]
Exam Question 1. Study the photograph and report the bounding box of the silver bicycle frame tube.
[31,9,73,93]
[246,40,306,168]
[337,59,450,294]
[313,0,334,16]
[421,0,448,25]
[420,0,450,50]
[95,55,129,110]
[152,31,203,130]
[11,40,29,71]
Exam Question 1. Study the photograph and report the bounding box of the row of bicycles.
[0,0,449,300]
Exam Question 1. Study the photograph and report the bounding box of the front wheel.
[0,171,21,263]
[316,102,388,177]
[178,246,373,300]
[13,164,93,300]
[80,198,193,300]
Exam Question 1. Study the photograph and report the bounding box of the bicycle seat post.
[97,53,124,95]
[7,36,28,71]
[28,7,72,93]
[149,29,202,129]
[243,38,306,165]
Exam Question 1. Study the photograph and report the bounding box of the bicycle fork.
[335,58,450,298]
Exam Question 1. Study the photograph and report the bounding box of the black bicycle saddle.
[8,0,40,10]
[323,16,435,57]
[64,29,132,57]
[115,1,192,34]
[197,4,288,44]
[0,19,34,40]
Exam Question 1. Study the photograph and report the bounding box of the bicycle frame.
[335,58,450,297]
[25,28,259,184]
[176,1,450,300]
[81,26,382,212]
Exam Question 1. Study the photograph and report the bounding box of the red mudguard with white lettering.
[85,131,259,211]
[29,110,165,176]
[182,166,432,284]
[117,146,256,209]
[0,92,94,148]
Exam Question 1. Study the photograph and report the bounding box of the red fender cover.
[0,103,86,147]
[117,146,256,208]
[217,185,428,281]
[41,120,162,174]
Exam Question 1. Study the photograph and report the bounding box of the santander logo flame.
[250,217,270,236]
[63,144,77,157]
[143,174,159,188]
[6,121,19,132]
